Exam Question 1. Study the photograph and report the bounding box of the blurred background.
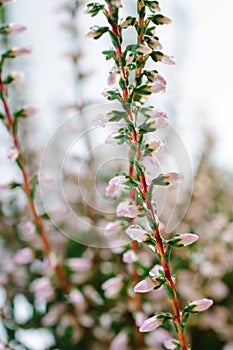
[0,1,233,350]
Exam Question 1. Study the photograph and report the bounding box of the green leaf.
[152,174,169,186]
[164,282,174,299]
[109,31,120,48]
[102,49,115,60]
[108,110,126,122]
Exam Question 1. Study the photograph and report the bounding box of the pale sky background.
[7,0,233,175]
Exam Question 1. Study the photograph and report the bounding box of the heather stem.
[0,72,71,294]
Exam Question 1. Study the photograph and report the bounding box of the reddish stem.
[0,75,71,294]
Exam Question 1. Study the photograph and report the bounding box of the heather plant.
[85,1,213,349]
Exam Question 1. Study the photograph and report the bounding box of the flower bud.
[105,175,126,197]
[14,105,40,118]
[117,202,139,218]
[126,224,147,241]
[105,221,122,233]
[171,233,199,247]
[66,258,92,272]
[13,247,34,265]
[110,332,128,350]
[4,46,31,58]
[137,44,152,55]
[147,37,163,50]
[92,113,109,127]
[7,147,19,161]
[139,315,162,333]
[165,172,184,184]
[122,250,137,263]
[134,277,159,293]
[102,276,123,298]
[189,298,213,312]
[163,338,180,350]
[0,23,26,35]
[161,54,176,65]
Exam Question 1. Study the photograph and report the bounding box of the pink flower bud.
[126,53,134,65]
[20,105,40,117]
[111,0,122,7]
[148,1,161,12]
[13,247,34,265]
[148,38,163,50]
[150,108,169,128]
[30,277,54,301]
[92,113,109,126]
[105,175,125,197]
[69,289,86,311]
[135,312,147,327]
[150,74,167,93]
[137,44,152,55]
[0,0,14,4]
[110,332,128,350]
[157,16,172,25]
[191,298,213,312]
[22,221,35,237]
[7,46,32,57]
[2,23,26,35]
[139,315,162,333]
[102,276,123,298]
[163,338,180,349]
[149,140,165,153]
[9,70,24,81]
[175,233,199,246]
[105,221,122,233]
[0,183,10,190]
[122,250,137,263]
[105,131,119,146]
[134,277,157,293]
[108,66,120,85]
[126,224,146,241]
[117,202,139,218]
[67,258,92,272]
[165,172,184,184]
[7,147,19,161]
[149,264,163,277]
[161,54,176,65]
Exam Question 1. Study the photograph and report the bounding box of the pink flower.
[7,147,19,161]
[150,74,167,93]
[157,16,172,25]
[139,315,162,333]
[102,276,123,298]
[108,66,120,85]
[7,46,32,57]
[8,70,24,81]
[67,258,92,272]
[149,264,163,277]
[105,175,125,197]
[163,338,180,349]
[161,54,176,65]
[149,140,165,153]
[42,303,66,326]
[134,278,157,293]
[191,298,213,312]
[22,221,35,237]
[165,172,184,184]
[148,2,161,12]
[150,108,169,128]
[148,38,163,50]
[175,233,199,246]
[0,0,14,3]
[13,247,34,265]
[105,131,119,146]
[69,289,86,311]
[92,113,109,126]
[20,105,40,117]
[105,221,122,233]
[137,44,152,55]
[30,277,54,302]
[117,202,139,218]
[0,183,10,190]
[2,23,26,35]
[135,312,147,327]
[122,250,137,263]
[110,332,128,350]
[126,224,146,241]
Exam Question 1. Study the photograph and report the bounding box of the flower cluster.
[86,1,213,349]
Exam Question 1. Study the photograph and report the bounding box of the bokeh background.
[0,1,233,349]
